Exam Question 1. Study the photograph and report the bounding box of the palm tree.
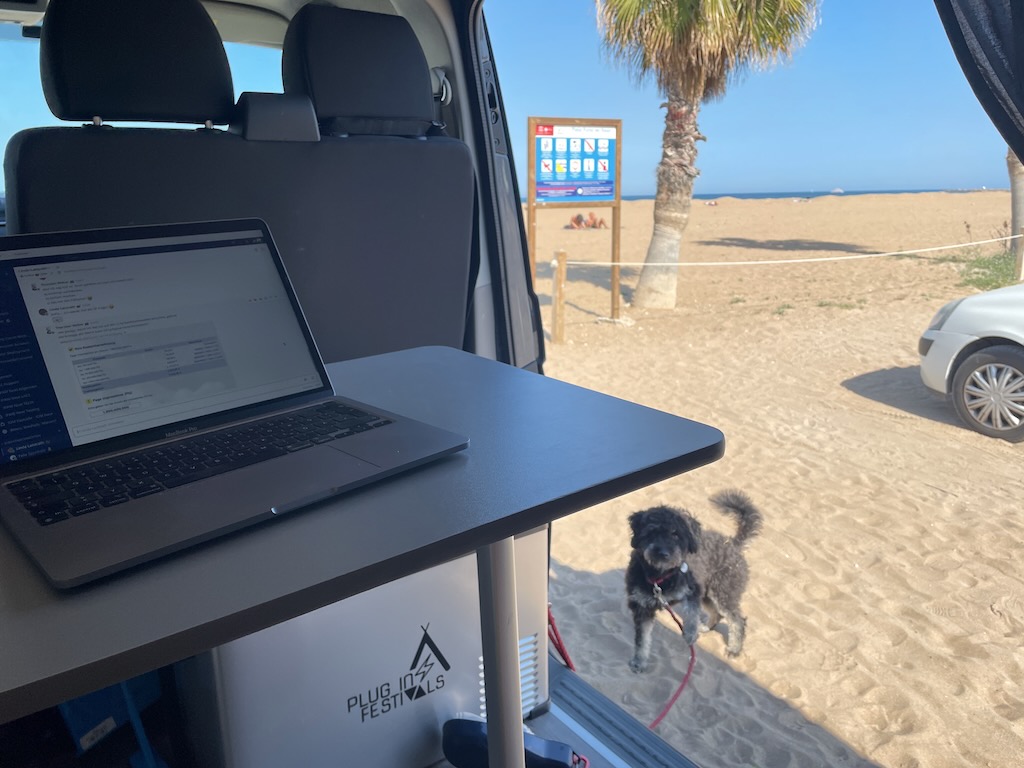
[1008,147,1024,280]
[597,0,819,308]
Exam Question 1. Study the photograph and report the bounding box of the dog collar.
[647,562,688,588]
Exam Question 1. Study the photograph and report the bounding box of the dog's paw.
[726,644,743,658]
[628,656,650,673]
[698,611,712,633]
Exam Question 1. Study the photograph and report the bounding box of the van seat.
[281,4,477,357]
[4,0,237,235]
[282,5,438,138]
[39,0,234,126]
[4,0,476,363]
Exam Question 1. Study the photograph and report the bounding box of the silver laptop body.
[0,219,467,588]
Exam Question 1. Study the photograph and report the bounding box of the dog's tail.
[709,489,763,547]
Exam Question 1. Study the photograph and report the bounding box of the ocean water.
[522,188,1003,204]
[628,188,1004,202]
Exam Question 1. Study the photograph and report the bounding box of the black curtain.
[934,0,1024,161]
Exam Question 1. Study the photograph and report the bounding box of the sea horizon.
[643,187,1007,202]
[518,187,1007,204]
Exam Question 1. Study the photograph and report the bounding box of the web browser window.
[0,230,321,463]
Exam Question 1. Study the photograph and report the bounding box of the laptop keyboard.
[6,402,392,527]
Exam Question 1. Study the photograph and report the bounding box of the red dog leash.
[547,577,698,731]
[646,583,697,729]
[548,604,576,672]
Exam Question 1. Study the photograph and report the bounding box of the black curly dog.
[626,490,763,672]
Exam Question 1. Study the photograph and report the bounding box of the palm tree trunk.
[1007,147,1024,279]
[632,89,703,309]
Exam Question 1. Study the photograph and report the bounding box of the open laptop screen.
[0,221,327,470]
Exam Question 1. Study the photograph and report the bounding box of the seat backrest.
[280,4,477,359]
[3,0,238,233]
[4,0,237,234]
[4,0,476,363]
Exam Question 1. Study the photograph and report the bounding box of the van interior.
[0,1,708,766]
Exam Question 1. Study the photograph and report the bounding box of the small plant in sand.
[958,221,1017,291]
[936,221,984,264]
[935,221,1017,291]
[960,249,1016,290]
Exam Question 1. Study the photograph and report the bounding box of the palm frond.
[597,0,820,102]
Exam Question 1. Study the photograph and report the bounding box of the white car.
[919,283,1024,441]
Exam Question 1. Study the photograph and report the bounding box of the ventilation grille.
[478,633,541,718]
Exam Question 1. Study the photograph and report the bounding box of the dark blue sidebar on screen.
[0,262,69,468]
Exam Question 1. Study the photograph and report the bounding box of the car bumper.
[918,329,978,394]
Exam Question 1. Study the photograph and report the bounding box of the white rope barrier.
[553,234,1021,269]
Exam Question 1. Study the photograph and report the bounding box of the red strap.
[547,604,576,672]
[648,643,696,730]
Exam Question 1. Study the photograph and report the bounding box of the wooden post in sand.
[1015,228,1024,282]
[552,250,567,343]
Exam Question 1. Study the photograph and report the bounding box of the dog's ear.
[628,511,646,547]
[675,515,700,554]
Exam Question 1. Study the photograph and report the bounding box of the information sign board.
[533,123,618,202]
[526,117,624,319]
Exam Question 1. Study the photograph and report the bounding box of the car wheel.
[951,345,1024,442]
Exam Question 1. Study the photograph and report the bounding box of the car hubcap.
[964,363,1024,431]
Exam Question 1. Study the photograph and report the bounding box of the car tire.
[951,345,1024,442]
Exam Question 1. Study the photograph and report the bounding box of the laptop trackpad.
[260,446,381,506]
[158,446,380,525]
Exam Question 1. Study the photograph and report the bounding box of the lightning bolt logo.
[402,624,452,701]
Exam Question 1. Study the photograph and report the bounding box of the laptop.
[0,219,468,589]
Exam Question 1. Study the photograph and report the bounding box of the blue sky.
[0,1,1009,199]
[484,0,1010,197]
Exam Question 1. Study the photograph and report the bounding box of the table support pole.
[476,537,526,768]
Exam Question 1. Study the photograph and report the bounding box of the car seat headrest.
[40,0,235,125]
[282,5,436,137]
[230,93,321,142]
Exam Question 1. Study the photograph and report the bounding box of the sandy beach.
[533,192,1024,767]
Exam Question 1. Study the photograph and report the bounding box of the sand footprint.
[988,688,1024,722]
[877,623,909,648]
[795,579,825,602]
[924,601,965,621]
[829,630,859,654]
[988,595,1024,634]
[819,647,858,672]
[857,686,920,736]
[766,678,803,701]
[945,633,992,660]
[923,551,961,572]
[768,534,809,564]
[836,670,875,698]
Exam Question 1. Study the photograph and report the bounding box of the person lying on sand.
[567,212,608,229]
